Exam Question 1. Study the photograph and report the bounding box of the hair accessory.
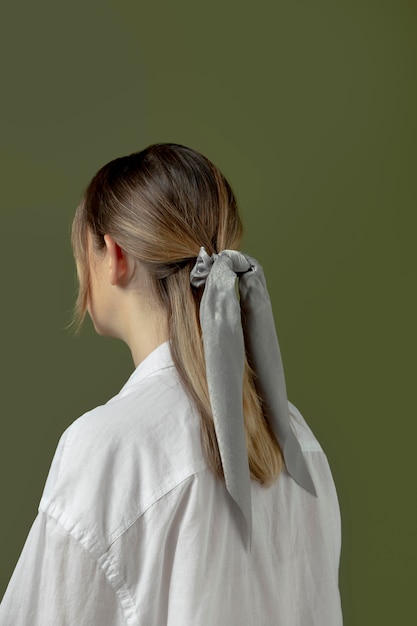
[190,246,317,548]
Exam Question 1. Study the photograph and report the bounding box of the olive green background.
[1,0,415,622]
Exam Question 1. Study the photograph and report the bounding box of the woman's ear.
[103,234,132,286]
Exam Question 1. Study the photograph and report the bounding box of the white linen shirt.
[0,342,343,625]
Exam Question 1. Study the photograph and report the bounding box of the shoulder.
[39,364,207,555]
[288,400,324,452]
[288,400,341,522]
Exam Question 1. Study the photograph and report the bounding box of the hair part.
[71,143,284,484]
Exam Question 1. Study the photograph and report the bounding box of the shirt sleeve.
[0,512,127,626]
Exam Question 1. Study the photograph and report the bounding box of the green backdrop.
[1,1,415,623]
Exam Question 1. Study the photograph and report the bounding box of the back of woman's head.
[72,143,242,319]
[72,143,283,485]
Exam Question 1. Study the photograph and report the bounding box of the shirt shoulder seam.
[106,465,210,549]
[37,509,137,625]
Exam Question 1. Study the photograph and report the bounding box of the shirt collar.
[118,341,174,397]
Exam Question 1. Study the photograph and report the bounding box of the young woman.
[0,143,343,625]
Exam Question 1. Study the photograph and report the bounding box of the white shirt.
[0,342,343,625]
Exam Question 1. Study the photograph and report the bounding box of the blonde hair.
[71,143,284,484]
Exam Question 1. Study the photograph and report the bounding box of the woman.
[0,143,343,624]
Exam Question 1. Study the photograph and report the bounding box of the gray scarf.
[190,247,317,547]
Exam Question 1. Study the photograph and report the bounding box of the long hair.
[71,143,284,484]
